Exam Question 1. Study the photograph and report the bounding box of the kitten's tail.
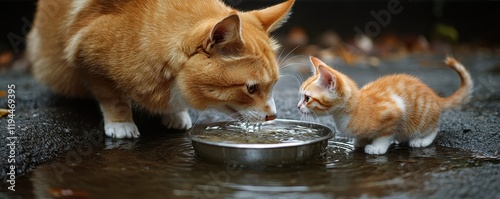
[441,57,473,109]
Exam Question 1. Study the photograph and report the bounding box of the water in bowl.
[192,122,325,144]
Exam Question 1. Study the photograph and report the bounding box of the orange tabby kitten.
[298,57,473,154]
[28,0,295,138]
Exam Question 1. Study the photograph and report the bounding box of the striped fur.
[298,56,473,154]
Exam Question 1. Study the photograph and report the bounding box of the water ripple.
[156,137,198,170]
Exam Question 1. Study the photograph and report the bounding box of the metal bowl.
[187,119,334,166]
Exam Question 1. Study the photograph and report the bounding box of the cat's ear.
[252,0,295,32]
[317,65,337,92]
[205,14,243,55]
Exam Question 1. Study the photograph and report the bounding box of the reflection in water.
[104,138,138,150]
[5,133,499,199]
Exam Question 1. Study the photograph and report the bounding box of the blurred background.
[0,2,499,198]
[0,0,499,68]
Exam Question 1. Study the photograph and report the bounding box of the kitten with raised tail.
[298,56,473,155]
[28,0,295,138]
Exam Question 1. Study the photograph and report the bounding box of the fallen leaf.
[0,51,14,67]
[337,45,357,65]
[0,109,9,118]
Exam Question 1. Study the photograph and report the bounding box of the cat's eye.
[304,95,310,102]
[247,84,257,94]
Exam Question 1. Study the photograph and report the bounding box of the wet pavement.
[3,135,500,199]
[1,52,500,198]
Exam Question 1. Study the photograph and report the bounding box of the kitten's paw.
[409,138,433,148]
[409,130,437,148]
[364,144,388,155]
[104,122,140,139]
[162,111,192,130]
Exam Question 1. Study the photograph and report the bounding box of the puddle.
[3,133,499,199]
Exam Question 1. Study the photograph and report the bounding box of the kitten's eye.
[247,84,257,94]
[304,95,310,102]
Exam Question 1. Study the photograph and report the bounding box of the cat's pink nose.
[265,114,277,121]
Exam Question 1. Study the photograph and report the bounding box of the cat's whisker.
[226,111,243,121]
[277,55,311,90]
[224,120,235,127]
[277,45,288,65]
[281,72,306,89]
[278,46,305,69]
[233,110,268,132]
[278,55,308,71]
[278,62,308,74]
[193,109,211,126]
[278,57,298,69]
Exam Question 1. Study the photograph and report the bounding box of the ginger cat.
[27,0,295,138]
[298,57,473,154]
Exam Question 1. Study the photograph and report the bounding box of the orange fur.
[298,56,473,154]
[28,0,295,138]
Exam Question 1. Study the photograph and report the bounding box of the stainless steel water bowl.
[187,119,334,166]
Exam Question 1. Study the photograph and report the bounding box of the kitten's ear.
[205,14,243,55]
[317,65,337,92]
[310,56,327,75]
[252,0,295,32]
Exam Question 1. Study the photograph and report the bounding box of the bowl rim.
[187,119,334,149]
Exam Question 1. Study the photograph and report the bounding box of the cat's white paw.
[364,144,389,155]
[104,122,140,139]
[162,111,192,130]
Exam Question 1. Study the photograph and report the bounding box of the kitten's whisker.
[306,113,315,122]
[310,112,321,123]
[299,110,320,124]
[300,113,310,123]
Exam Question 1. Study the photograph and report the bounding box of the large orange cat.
[298,57,473,154]
[27,0,295,138]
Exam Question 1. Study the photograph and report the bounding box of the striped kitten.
[298,57,473,154]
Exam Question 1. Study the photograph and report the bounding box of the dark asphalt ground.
[0,53,499,196]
